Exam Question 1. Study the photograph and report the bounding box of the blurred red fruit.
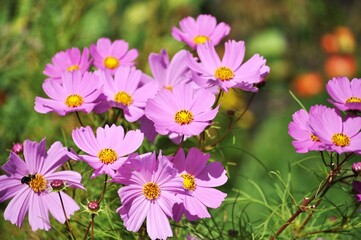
[292,72,323,97]
[324,55,357,78]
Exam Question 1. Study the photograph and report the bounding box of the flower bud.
[12,143,23,154]
[51,180,64,190]
[352,162,361,174]
[88,201,100,212]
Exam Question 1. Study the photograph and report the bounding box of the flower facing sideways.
[0,138,84,231]
[326,76,361,112]
[71,124,144,177]
[172,14,230,50]
[112,152,184,240]
[171,148,227,221]
[43,47,92,80]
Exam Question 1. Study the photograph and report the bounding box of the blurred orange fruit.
[292,72,323,97]
[324,55,357,78]
[321,33,339,54]
[320,26,356,54]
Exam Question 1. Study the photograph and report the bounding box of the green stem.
[75,112,85,127]
[98,174,108,204]
[58,192,76,240]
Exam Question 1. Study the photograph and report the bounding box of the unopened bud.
[88,201,100,212]
[12,143,23,154]
[51,180,64,190]
[352,162,361,174]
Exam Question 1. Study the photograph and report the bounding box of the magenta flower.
[172,14,230,50]
[352,181,361,202]
[326,77,361,112]
[187,40,269,92]
[100,66,157,122]
[0,138,84,231]
[35,71,104,116]
[43,47,91,80]
[149,49,191,91]
[171,148,227,221]
[288,106,326,153]
[90,38,138,73]
[145,83,219,138]
[112,152,184,240]
[309,105,361,154]
[71,124,144,177]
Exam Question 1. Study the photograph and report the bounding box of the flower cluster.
[289,76,361,154]
[0,14,269,239]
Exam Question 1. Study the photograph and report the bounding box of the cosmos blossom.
[0,138,84,231]
[171,148,227,221]
[43,47,92,80]
[90,38,138,74]
[326,76,361,112]
[288,105,326,153]
[309,105,361,154]
[112,152,184,240]
[99,66,158,122]
[71,124,144,177]
[148,49,192,91]
[35,70,105,116]
[145,83,219,138]
[172,14,230,50]
[187,40,269,92]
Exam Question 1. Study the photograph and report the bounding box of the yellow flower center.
[181,173,196,191]
[65,94,84,108]
[346,97,361,103]
[215,66,234,81]
[310,134,320,142]
[164,85,173,91]
[98,148,118,164]
[142,182,160,200]
[114,91,133,106]
[174,110,194,125]
[193,35,209,45]
[67,64,80,72]
[104,56,119,69]
[29,174,47,192]
[332,133,350,147]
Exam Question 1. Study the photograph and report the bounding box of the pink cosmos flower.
[171,148,227,221]
[90,38,138,73]
[172,14,230,50]
[43,47,92,80]
[148,49,191,91]
[309,105,361,154]
[187,40,269,92]
[99,66,157,122]
[35,71,105,116]
[326,77,361,112]
[145,83,219,138]
[112,152,184,240]
[288,106,326,153]
[0,138,84,231]
[71,124,144,177]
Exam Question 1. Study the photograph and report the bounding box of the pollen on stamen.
[114,91,133,106]
[215,66,234,81]
[174,110,194,125]
[104,56,119,69]
[310,134,320,142]
[193,35,209,45]
[98,148,118,164]
[65,94,84,108]
[67,64,80,72]
[29,174,47,192]
[181,173,196,191]
[346,96,361,103]
[332,133,350,147]
[142,182,161,200]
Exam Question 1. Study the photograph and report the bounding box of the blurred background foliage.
[1,0,361,239]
